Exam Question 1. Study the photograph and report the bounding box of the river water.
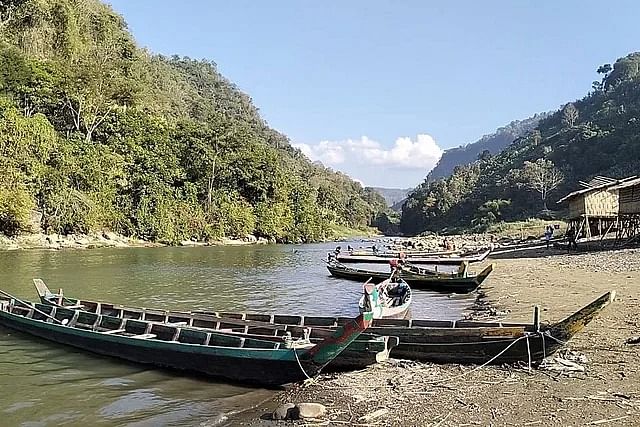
[0,241,475,426]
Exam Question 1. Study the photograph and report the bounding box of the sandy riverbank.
[230,247,640,426]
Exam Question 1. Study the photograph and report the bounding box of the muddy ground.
[230,247,639,426]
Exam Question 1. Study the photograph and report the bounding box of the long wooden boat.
[0,292,372,386]
[327,262,493,293]
[350,248,461,257]
[35,282,615,366]
[359,278,412,319]
[335,248,492,264]
[31,281,396,371]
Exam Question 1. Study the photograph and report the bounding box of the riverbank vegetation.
[401,53,640,235]
[0,0,387,244]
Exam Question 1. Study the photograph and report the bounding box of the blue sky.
[107,1,640,187]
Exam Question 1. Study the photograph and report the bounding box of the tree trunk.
[207,153,217,211]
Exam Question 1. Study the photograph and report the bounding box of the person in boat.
[334,246,341,256]
[347,245,353,253]
[389,259,405,281]
[444,238,454,251]
[372,244,379,254]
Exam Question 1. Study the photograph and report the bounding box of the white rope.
[291,329,568,387]
[425,334,530,385]
[292,345,314,381]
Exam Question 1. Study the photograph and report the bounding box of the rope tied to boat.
[423,329,568,385]
[292,344,314,382]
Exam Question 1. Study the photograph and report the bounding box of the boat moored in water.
[34,280,615,366]
[359,277,412,319]
[327,261,493,293]
[0,289,373,386]
[31,280,396,371]
[334,248,492,264]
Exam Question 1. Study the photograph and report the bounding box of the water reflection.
[0,240,476,425]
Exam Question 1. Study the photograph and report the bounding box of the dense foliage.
[401,53,640,235]
[0,0,386,242]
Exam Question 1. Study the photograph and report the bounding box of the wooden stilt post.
[533,306,540,332]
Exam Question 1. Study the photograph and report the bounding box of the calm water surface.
[0,241,474,426]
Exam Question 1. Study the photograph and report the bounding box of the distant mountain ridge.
[427,113,550,180]
[369,187,412,207]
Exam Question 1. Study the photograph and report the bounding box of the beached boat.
[35,283,614,366]
[327,261,493,293]
[359,278,412,319]
[0,291,372,386]
[334,248,492,264]
[31,280,396,371]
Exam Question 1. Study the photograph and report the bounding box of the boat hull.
[34,284,614,367]
[335,249,491,265]
[0,309,318,386]
[327,264,489,293]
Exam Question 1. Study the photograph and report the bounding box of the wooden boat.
[335,248,492,264]
[349,248,461,257]
[327,261,494,293]
[35,284,615,365]
[31,280,396,371]
[359,278,412,319]
[0,291,372,386]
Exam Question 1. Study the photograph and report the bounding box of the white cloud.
[295,134,442,169]
[293,134,443,188]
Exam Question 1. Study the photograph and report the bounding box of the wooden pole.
[533,306,540,331]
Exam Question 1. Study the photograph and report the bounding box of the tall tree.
[520,159,564,210]
[562,103,579,128]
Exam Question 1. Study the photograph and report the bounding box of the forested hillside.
[427,114,548,181]
[401,53,640,235]
[0,0,386,243]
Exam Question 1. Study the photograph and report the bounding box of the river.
[0,240,475,426]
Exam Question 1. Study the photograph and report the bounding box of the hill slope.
[0,0,386,242]
[427,114,548,180]
[400,53,640,235]
[369,187,412,207]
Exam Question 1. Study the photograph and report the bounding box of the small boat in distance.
[359,276,412,319]
[335,248,492,265]
[0,289,373,386]
[327,261,493,293]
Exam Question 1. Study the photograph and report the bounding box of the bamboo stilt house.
[611,177,640,244]
[614,177,640,215]
[557,176,639,242]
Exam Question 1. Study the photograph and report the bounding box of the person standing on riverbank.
[544,225,554,249]
[566,226,577,251]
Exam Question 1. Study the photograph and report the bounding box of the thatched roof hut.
[557,176,624,219]
[613,177,640,215]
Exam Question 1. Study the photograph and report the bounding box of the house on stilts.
[557,175,640,245]
[612,176,640,245]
